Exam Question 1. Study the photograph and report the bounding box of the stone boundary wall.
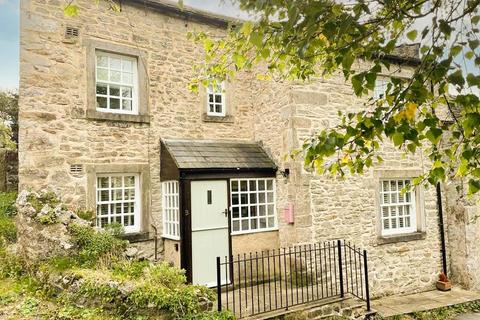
[0,149,18,192]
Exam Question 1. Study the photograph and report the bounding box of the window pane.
[122,72,132,84]
[96,84,108,95]
[122,100,132,111]
[110,57,121,70]
[215,104,222,113]
[112,177,122,188]
[98,177,109,188]
[240,181,247,191]
[122,87,132,98]
[232,194,239,205]
[124,176,135,187]
[231,181,238,192]
[241,207,248,218]
[268,217,275,228]
[251,219,258,230]
[215,95,222,103]
[266,180,273,190]
[109,86,120,97]
[110,98,120,109]
[232,207,239,218]
[122,59,132,71]
[258,180,265,190]
[97,96,107,109]
[241,220,249,231]
[250,193,257,204]
[99,190,109,201]
[232,220,239,232]
[97,68,108,81]
[258,205,266,216]
[97,55,108,67]
[110,70,121,82]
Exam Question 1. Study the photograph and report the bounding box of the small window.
[162,181,180,240]
[380,179,416,236]
[373,77,389,100]
[206,81,226,117]
[96,174,140,234]
[230,178,276,234]
[95,51,138,114]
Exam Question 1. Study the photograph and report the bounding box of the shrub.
[76,209,95,222]
[26,190,60,212]
[0,192,17,245]
[68,223,127,267]
[111,260,150,280]
[0,192,17,217]
[0,248,24,279]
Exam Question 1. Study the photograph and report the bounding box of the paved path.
[372,287,480,317]
[455,313,480,320]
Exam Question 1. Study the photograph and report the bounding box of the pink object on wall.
[284,203,294,224]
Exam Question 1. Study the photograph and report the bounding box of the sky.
[0,0,242,90]
[0,0,19,90]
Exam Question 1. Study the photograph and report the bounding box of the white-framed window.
[230,178,277,234]
[380,179,416,236]
[96,173,141,234]
[162,181,180,240]
[95,51,138,114]
[206,81,226,116]
[373,77,389,100]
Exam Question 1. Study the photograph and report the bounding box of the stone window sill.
[202,113,234,123]
[122,231,151,243]
[86,109,150,124]
[377,231,426,245]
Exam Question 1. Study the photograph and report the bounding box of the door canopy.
[160,139,277,178]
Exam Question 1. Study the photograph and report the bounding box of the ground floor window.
[380,179,416,236]
[230,178,276,234]
[162,181,180,240]
[96,173,140,233]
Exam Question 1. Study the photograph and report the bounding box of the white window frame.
[373,77,389,100]
[95,51,139,115]
[230,178,277,235]
[206,81,226,117]
[379,179,417,236]
[162,181,180,240]
[95,173,141,234]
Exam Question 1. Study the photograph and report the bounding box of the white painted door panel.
[191,180,229,287]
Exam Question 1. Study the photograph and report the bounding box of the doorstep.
[372,287,480,317]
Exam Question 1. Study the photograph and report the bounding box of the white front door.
[191,180,230,287]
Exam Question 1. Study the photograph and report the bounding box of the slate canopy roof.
[161,139,277,171]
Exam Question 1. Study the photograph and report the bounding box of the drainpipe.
[151,224,158,261]
[436,182,448,276]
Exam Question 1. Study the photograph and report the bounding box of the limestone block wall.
[19,0,256,249]
[253,68,444,297]
[445,182,480,290]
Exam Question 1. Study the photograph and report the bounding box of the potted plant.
[436,273,452,291]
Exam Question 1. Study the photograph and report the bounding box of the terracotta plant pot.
[436,280,452,291]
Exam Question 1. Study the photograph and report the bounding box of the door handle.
[222,209,228,217]
[185,209,190,216]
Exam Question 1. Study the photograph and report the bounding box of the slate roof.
[162,139,277,170]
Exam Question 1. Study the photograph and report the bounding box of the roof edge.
[125,0,238,28]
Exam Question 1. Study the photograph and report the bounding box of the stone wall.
[19,0,447,299]
[0,149,18,192]
[444,182,480,290]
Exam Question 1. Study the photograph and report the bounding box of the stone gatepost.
[445,183,480,290]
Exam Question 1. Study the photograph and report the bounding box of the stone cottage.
[18,0,480,306]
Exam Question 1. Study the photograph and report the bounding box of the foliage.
[37,208,59,225]
[191,0,480,194]
[0,192,17,244]
[76,209,95,222]
[0,91,18,150]
[26,190,60,213]
[372,300,480,319]
[0,248,24,279]
[68,223,127,267]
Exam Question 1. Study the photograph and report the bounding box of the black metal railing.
[216,240,370,318]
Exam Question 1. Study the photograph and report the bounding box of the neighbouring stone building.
[19,0,480,306]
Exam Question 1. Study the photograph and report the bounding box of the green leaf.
[448,69,465,87]
[469,39,480,50]
[351,73,364,96]
[249,31,263,48]
[406,30,418,41]
[392,132,404,146]
[425,127,442,144]
[64,4,80,17]
[468,179,480,194]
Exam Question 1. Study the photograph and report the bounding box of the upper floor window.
[230,178,277,234]
[380,179,416,236]
[373,77,389,100]
[96,173,141,234]
[206,81,226,117]
[95,51,138,114]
